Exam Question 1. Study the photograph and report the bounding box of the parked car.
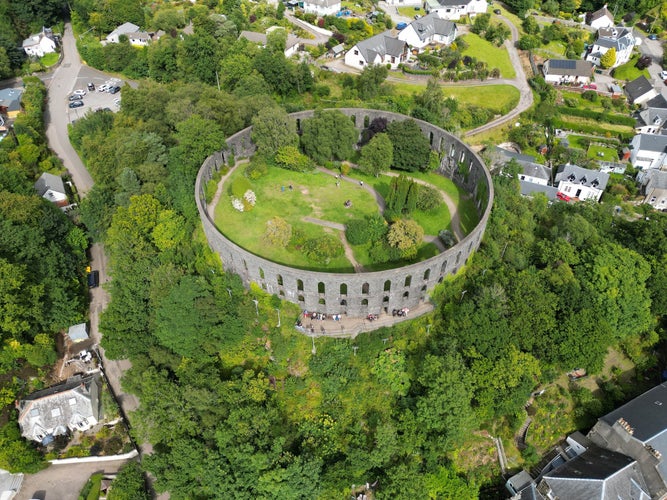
[98,84,109,92]
[87,82,95,91]
[414,14,421,19]
[108,85,121,94]
[556,191,571,202]
[396,22,408,30]
[493,8,501,14]
[68,100,84,108]
[660,70,667,80]
[637,55,652,69]
[68,94,83,101]
[649,33,659,40]
[73,89,86,97]
[87,270,99,288]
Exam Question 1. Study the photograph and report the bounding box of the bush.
[275,145,314,172]
[581,90,598,102]
[438,229,456,248]
[303,235,344,264]
[346,219,369,245]
[244,159,269,180]
[417,185,442,211]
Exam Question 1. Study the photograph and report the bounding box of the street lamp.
[311,334,316,355]
[252,299,259,317]
[460,290,467,302]
[275,308,281,328]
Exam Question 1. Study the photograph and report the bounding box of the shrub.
[303,234,343,264]
[265,217,292,248]
[417,185,442,211]
[275,145,314,172]
[438,229,456,248]
[244,159,269,180]
[346,219,369,245]
[581,90,598,102]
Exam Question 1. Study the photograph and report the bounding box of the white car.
[72,89,86,97]
[98,84,109,92]
[660,70,667,80]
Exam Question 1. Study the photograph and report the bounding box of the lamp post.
[252,299,259,317]
[275,308,281,328]
[311,334,316,355]
[460,290,467,302]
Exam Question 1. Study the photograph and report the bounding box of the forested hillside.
[0,77,88,472]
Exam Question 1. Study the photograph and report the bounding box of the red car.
[557,192,571,202]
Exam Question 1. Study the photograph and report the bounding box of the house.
[34,172,68,207]
[423,0,488,20]
[17,374,103,445]
[302,0,341,16]
[635,105,667,134]
[637,169,667,210]
[542,59,594,85]
[554,163,609,202]
[608,83,623,97]
[598,161,627,174]
[624,76,659,105]
[586,4,614,29]
[239,30,302,58]
[22,28,57,58]
[106,22,151,46]
[67,323,89,343]
[628,133,667,170]
[345,32,409,69]
[0,469,23,500]
[329,43,345,58]
[398,13,457,51]
[0,88,23,120]
[587,382,667,498]
[586,27,636,68]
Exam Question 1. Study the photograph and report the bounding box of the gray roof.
[539,445,649,500]
[304,0,340,7]
[545,59,594,77]
[521,161,551,181]
[645,94,667,109]
[407,13,456,42]
[588,5,613,23]
[34,172,66,197]
[108,22,140,38]
[331,43,345,55]
[493,146,537,164]
[555,164,610,191]
[642,169,667,189]
[625,76,655,101]
[520,180,559,199]
[0,88,23,113]
[634,133,667,153]
[601,383,667,443]
[17,374,102,444]
[0,468,23,499]
[637,106,667,129]
[434,0,475,6]
[355,31,406,63]
[68,323,88,342]
[239,30,300,50]
[594,27,634,52]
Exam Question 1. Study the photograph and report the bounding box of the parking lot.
[65,76,123,124]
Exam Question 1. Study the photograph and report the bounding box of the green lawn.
[40,52,59,67]
[612,55,650,82]
[398,5,424,17]
[587,144,619,161]
[533,40,567,58]
[460,33,516,79]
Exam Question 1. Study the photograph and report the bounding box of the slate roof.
[34,172,66,197]
[355,31,406,62]
[539,445,649,500]
[601,383,667,443]
[433,0,475,6]
[625,76,655,102]
[108,22,140,38]
[407,13,457,41]
[545,59,594,77]
[641,169,667,190]
[520,181,559,200]
[0,88,23,114]
[239,30,301,50]
[633,133,667,153]
[594,27,634,52]
[521,162,551,181]
[645,94,667,109]
[555,164,609,191]
[587,5,613,24]
[304,0,340,7]
[636,106,667,130]
[67,323,88,342]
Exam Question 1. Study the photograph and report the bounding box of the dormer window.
[592,179,599,187]
[568,174,576,182]
[580,176,587,183]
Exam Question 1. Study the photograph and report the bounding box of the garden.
[213,109,468,273]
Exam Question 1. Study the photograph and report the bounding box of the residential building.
[302,0,341,16]
[34,172,68,207]
[344,32,408,69]
[555,163,609,202]
[67,323,89,343]
[587,382,667,498]
[17,374,103,445]
[586,27,636,68]
[491,148,557,199]
[586,4,614,29]
[0,469,23,500]
[106,22,151,46]
[628,133,667,170]
[239,30,302,58]
[398,13,457,51]
[542,59,594,85]
[22,28,57,58]
[637,168,667,210]
[0,88,23,120]
[635,105,667,134]
[598,161,627,174]
[423,0,488,20]
[625,76,659,105]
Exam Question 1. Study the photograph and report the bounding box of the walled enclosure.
[196,109,493,318]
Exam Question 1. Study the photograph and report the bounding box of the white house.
[106,22,151,46]
[555,164,609,202]
[585,27,636,68]
[624,76,659,105]
[586,4,614,29]
[628,133,667,170]
[22,28,56,58]
[302,0,341,16]
[34,172,68,207]
[0,469,23,500]
[398,13,457,51]
[635,106,667,135]
[637,169,667,210]
[17,374,102,445]
[542,59,593,85]
[423,0,488,20]
[345,32,409,69]
[239,30,302,58]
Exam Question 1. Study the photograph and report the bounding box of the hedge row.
[558,107,636,126]
[552,117,634,142]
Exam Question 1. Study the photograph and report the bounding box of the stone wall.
[196,109,493,317]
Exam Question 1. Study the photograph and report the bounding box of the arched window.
[421,285,427,292]
[340,299,347,306]
[384,280,391,292]
[383,296,389,303]
[259,268,265,279]
[423,269,430,280]
[456,252,461,265]
[362,283,370,294]
[298,295,305,302]
[441,260,447,273]
[404,276,412,287]
[361,299,368,306]
[318,282,326,294]
[340,283,348,295]
[279,290,285,296]
[243,260,248,271]
[319,298,326,305]
[403,291,409,298]
[429,131,434,145]
[297,279,304,291]
[277,274,283,286]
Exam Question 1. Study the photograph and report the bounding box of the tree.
[107,461,149,500]
[386,119,431,172]
[300,110,358,164]
[303,235,344,264]
[387,219,424,258]
[357,133,393,177]
[264,217,292,248]
[600,47,616,69]
[471,13,491,35]
[251,107,298,157]
[356,64,388,100]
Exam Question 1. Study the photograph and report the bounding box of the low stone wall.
[196,108,493,318]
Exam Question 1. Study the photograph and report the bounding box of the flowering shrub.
[244,190,256,206]
[231,198,244,212]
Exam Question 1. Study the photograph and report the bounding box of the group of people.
[367,313,379,322]
[303,311,342,322]
[392,308,409,317]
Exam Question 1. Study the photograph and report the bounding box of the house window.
[354,49,358,55]
[391,56,396,64]
[51,408,61,417]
